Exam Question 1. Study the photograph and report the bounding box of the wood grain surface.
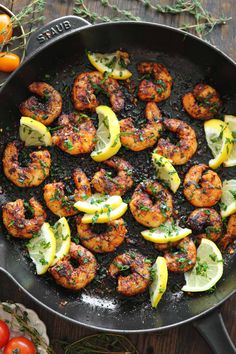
[0,1,235,353]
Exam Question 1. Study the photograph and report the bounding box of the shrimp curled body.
[72,71,124,112]
[92,156,134,196]
[3,142,51,187]
[119,102,163,151]
[129,180,173,227]
[19,82,62,125]
[52,113,96,155]
[76,217,127,253]
[2,198,46,239]
[43,169,91,217]
[183,164,222,207]
[155,118,197,165]
[49,243,97,290]
[137,62,172,102]
[108,252,151,296]
[182,84,221,120]
[164,237,197,272]
[219,213,236,250]
[187,208,222,242]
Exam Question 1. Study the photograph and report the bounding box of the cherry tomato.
[0,14,13,44]
[0,320,10,349]
[4,336,36,354]
[0,52,20,72]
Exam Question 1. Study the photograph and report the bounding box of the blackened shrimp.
[119,102,163,151]
[3,141,51,187]
[155,118,197,165]
[2,198,46,239]
[19,82,62,125]
[52,113,96,155]
[49,242,97,290]
[164,237,197,272]
[76,217,127,253]
[182,84,221,120]
[183,164,222,207]
[129,180,173,227]
[108,252,151,296]
[43,169,91,217]
[137,62,172,102]
[91,156,134,196]
[219,213,236,250]
[72,71,124,112]
[187,208,222,242]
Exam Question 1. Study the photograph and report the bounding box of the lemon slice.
[82,202,127,224]
[91,105,121,162]
[204,119,233,169]
[141,220,192,243]
[223,115,236,167]
[182,238,223,292]
[19,117,52,146]
[87,51,132,80]
[27,223,56,275]
[52,217,71,266]
[220,179,236,217]
[152,153,181,193]
[74,194,122,214]
[150,256,168,308]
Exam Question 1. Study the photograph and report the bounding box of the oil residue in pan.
[0,48,235,310]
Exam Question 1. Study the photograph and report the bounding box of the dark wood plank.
[0,1,235,353]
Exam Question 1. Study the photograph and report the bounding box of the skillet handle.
[26,16,91,56]
[194,310,236,354]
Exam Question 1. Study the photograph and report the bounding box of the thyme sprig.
[56,333,139,354]
[73,0,231,38]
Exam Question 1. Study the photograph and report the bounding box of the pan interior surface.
[0,23,235,331]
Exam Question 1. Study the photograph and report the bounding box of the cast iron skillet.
[0,16,235,353]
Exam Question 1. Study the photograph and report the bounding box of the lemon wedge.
[82,202,127,223]
[74,194,122,214]
[87,51,132,80]
[150,256,168,308]
[19,116,52,146]
[182,238,223,292]
[152,153,181,193]
[52,217,71,266]
[223,115,236,167]
[27,223,56,275]
[91,105,121,162]
[220,179,236,217]
[141,220,192,243]
[204,119,233,169]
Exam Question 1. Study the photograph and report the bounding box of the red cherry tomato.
[0,52,20,72]
[3,336,36,354]
[0,319,10,349]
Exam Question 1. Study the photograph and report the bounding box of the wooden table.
[1,1,236,353]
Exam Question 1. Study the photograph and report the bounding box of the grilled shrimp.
[2,198,46,239]
[3,141,51,187]
[52,113,96,155]
[19,82,62,125]
[219,213,236,250]
[164,237,197,272]
[155,118,197,165]
[187,208,222,242]
[91,156,134,196]
[43,169,91,217]
[76,217,127,253]
[129,180,173,227]
[49,242,97,290]
[72,71,124,112]
[137,62,172,102]
[119,102,163,151]
[183,164,222,207]
[108,252,151,296]
[182,84,221,120]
